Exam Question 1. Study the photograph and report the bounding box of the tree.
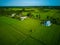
[36,14,40,19]
[27,13,32,17]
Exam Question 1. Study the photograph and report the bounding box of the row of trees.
[0,8,60,25]
[40,15,60,25]
[46,16,60,25]
[0,8,40,19]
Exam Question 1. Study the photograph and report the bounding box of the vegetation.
[0,6,60,45]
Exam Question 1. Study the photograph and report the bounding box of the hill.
[0,16,60,45]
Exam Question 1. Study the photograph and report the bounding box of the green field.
[0,16,60,45]
[0,7,60,45]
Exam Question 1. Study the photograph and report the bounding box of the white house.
[20,16,27,21]
[11,13,16,17]
[45,20,52,26]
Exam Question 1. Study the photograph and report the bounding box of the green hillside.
[0,7,60,45]
[0,16,60,45]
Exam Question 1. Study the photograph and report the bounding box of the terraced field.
[0,16,60,45]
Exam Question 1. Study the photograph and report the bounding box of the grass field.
[0,7,60,45]
[0,16,60,45]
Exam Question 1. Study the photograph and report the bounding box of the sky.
[0,0,60,6]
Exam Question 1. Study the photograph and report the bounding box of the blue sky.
[0,0,60,6]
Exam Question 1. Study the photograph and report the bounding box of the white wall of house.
[20,16,27,21]
[11,13,16,17]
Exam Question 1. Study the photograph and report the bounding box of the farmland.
[0,7,60,45]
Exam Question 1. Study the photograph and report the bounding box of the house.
[44,20,52,26]
[11,13,16,17]
[20,16,27,21]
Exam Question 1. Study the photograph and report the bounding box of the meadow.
[0,7,60,45]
